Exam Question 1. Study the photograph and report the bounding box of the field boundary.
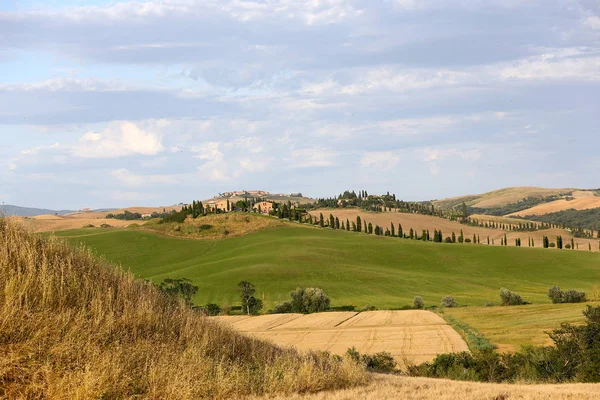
[437,310,495,351]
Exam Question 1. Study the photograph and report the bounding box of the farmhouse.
[253,201,274,214]
[205,199,230,212]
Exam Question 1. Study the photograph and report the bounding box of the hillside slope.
[0,218,364,398]
[434,187,576,209]
[54,223,600,309]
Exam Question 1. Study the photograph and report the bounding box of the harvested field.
[310,209,600,252]
[434,187,575,209]
[217,310,469,366]
[510,196,600,216]
[254,373,600,400]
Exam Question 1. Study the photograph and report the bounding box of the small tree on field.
[441,296,458,308]
[548,285,564,304]
[238,281,262,315]
[499,287,525,306]
[158,278,198,305]
[413,296,425,309]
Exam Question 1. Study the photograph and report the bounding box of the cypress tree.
[452,232,456,243]
[504,233,508,246]
[473,233,476,243]
[409,228,414,239]
[341,221,345,230]
[346,219,350,231]
[357,216,362,233]
[374,225,380,235]
[329,214,335,229]
[352,222,356,231]
[391,223,395,237]
[398,224,403,238]
[487,236,490,245]
[319,213,324,228]
[335,217,340,229]
[309,214,313,225]
[532,238,535,247]
[368,223,373,234]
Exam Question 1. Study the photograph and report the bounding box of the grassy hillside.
[55,222,600,310]
[0,218,365,398]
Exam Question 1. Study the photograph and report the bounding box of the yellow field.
[510,196,600,217]
[255,373,600,400]
[434,186,575,208]
[19,205,182,232]
[310,209,600,252]
[216,311,469,366]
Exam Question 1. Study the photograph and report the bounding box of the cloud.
[584,16,600,29]
[286,148,338,168]
[110,168,179,187]
[359,151,400,170]
[73,121,164,158]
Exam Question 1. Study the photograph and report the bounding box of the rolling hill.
[433,187,577,209]
[54,218,600,310]
[0,204,75,217]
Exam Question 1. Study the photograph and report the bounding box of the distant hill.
[433,187,578,209]
[0,205,75,217]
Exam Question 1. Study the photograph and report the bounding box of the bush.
[100,224,112,228]
[548,285,564,304]
[198,224,212,231]
[464,238,472,243]
[441,296,458,308]
[549,242,556,248]
[444,237,453,243]
[82,224,95,228]
[272,301,294,314]
[565,244,572,249]
[548,286,586,304]
[359,305,377,312]
[330,305,356,312]
[413,296,425,309]
[499,288,525,306]
[564,289,586,303]
[197,303,221,316]
[160,210,188,224]
[345,347,396,373]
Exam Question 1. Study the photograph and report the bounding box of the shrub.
[160,210,188,224]
[413,296,425,309]
[444,237,453,243]
[197,303,221,316]
[198,224,212,231]
[549,242,556,248]
[441,296,458,308]
[564,289,586,303]
[345,347,396,373]
[499,288,525,306]
[548,286,586,304]
[330,305,356,312]
[100,223,112,228]
[359,305,377,312]
[273,301,294,314]
[548,285,564,304]
[465,238,472,243]
[565,244,572,249]
[82,224,95,228]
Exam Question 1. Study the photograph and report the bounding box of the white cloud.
[584,16,600,30]
[110,168,178,186]
[286,147,337,168]
[359,151,399,169]
[73,121,164,158]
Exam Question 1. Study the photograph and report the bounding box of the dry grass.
[254,373,600,400]
[434,187,576,209]
[312,209,600,252]
[216,311,469,367]
[0,218,367,399]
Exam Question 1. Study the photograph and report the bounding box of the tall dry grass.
[0,218,367,399]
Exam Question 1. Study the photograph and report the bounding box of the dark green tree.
[238,281,262,315]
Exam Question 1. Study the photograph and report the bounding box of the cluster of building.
[203,199,275,214]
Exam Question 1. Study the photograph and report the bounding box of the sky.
[1,0,599,209]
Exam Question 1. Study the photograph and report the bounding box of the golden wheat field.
[254,373,600,400]
[310,209,600,252]
[216,311,469,366]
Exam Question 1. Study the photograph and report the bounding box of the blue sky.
[1,0,599,209]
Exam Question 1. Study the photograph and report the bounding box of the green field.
[445,302,598,352]
[54,222,600,310]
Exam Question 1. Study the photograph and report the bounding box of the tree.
[226,199,230,212]
[571,238,575,250]
[499,288,525,306]
[346,218,350,231]
[548,285,564,304]
[319,213,324,228]
[413,296,425,309]
[557,235,563,249]
[357,216,362,233]
[288,287,331,314]
[409,228,414,239]
[543,236,549,248]
[452,232,456,243]
[398,224,403,238]
[441,296,458,308]
[238,281,262,315]
[158,278,198,305]
[461,202,468,221]
[391,223,395,237]
[335,216,340,229]
[368,223,373,234]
